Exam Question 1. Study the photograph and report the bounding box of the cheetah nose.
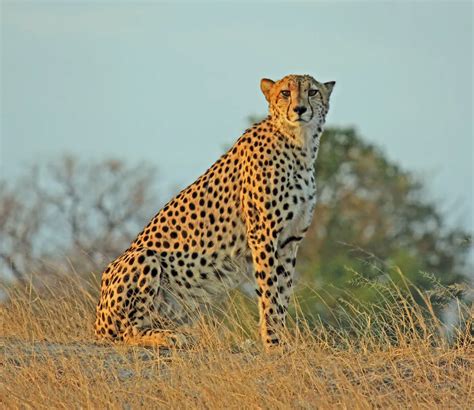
[293,106,307,115]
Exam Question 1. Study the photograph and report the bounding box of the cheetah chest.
[283,164,317,239]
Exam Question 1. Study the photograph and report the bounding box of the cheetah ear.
[260,78,275,102]
[324,81,336,97]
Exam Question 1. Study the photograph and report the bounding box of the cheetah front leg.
[275,237,301,313]
[271,207,314,340]
[246,222,288,350]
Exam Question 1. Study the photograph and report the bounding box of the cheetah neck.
[270,116,324,164]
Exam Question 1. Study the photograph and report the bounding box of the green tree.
[293,127,471,321]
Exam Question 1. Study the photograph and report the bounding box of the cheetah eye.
[280,90,290,98]
[308,89,319,97]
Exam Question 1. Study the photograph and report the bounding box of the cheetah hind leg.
[123,326,191,349]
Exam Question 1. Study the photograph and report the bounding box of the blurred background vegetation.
[0,126,472,332]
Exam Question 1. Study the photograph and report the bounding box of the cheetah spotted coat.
[95,74,335,349]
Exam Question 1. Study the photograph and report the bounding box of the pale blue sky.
[1,1,472,230]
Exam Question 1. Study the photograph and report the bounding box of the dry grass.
[1,273,472,409]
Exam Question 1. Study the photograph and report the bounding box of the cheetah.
[95,74,335,349]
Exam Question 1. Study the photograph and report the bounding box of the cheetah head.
[260,74,335,130]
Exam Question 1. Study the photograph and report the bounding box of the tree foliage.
[295,127,471,319]
[0,156,157,282]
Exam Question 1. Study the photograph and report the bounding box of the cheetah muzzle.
[95,74,335,350]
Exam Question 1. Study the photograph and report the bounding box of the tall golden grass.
[1,271,472,409]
